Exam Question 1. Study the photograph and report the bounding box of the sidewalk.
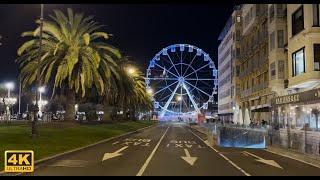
[190,124,320,168]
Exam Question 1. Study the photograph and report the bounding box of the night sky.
[0,4,234,85]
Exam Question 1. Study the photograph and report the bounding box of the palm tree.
[102,58,152,122]
[16,8,121,122]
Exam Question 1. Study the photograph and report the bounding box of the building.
[271,4,320,156]
[217,6,242,123]
[218,16,233,122]
[238,4,272,125]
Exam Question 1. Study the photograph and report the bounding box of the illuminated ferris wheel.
[145,44,218,120]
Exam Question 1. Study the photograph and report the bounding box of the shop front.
[271,88,320,156]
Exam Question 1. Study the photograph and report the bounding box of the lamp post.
[5,82,14,121]
[38,86,45,113]
[32,4,44,136]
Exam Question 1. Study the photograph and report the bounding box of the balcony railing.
[252,83,268,92]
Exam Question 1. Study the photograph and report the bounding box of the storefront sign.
[272,88,320,106]
[275,94,300,105]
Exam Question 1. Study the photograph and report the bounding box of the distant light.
[38,86,45,93]
[147,88,153,95]
[5,82,14,90]
[127,67,136,75]
[176,96,182,101]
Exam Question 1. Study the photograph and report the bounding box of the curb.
[0,123,156,176]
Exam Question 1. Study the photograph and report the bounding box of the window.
[236,48,240,57]
[277,4,284,17]
[270,62,276,80]
[269,5,274,23]
[270,31,275,51]
[313,4,319,26]
[277,30,284,48]
[237,15,241,23]
[292,47,305,76]
[236,30,240,41]
[278,60,285,79]
[314,44,320,71]
[236,65,240,77]
[292,6,304,36]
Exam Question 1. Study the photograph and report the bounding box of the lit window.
[292,47,305,76]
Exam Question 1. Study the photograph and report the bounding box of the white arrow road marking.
[242,151,283,169]
[112,141,119,145]
[102,146,129,161]
[181,149,198,166]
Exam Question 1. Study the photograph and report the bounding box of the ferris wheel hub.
[178,77,185,83]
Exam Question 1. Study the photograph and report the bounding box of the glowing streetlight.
[4,82,14,98]
[147,88,153,95]
[176,95,182,101]
[127,67,136,75]
[38,86,45,112]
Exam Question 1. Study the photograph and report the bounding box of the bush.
[86,111,98,121]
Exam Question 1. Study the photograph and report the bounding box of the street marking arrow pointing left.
[102,146,129,161]
[181,148,198,166]
[242,151,283,169]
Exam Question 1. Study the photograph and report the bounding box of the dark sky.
[0,4,234,84]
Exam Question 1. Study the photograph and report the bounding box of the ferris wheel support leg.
[159,82,181,118]
[183,83,201,114]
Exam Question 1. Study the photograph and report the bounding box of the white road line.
[136,126,170,176]
[264,149,320,169]
[188,129,251,176]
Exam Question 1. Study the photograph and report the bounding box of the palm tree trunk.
[102,104,111,122]
[65,89,75,122]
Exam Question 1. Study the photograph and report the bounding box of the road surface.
[25,122,320,176]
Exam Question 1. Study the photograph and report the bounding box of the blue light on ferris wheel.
[188,45,193,52]
[180,44,185,51]
[204,54,209,61]
[213,69,218,76]
[150,60,155,68]
[196,49,201,56]
[170,45,176,52]
[162,48,168,55]
[156,54,160,61]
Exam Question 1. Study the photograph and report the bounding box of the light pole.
[38,86,45,113]
[5,82,14,120]
[32,4,44,136]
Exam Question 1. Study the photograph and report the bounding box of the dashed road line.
[188,129,251,176]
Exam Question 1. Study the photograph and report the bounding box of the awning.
[251,103,271,112]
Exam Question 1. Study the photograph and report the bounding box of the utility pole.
[32,4,44,136]
[18,77,21,116]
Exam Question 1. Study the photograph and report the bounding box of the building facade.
[218,6,242,123]
[271,4,320,156]
[238,4,272,125]
[218,17,233,122]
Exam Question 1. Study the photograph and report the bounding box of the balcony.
[240,88,252,98]
[252,83,268,93]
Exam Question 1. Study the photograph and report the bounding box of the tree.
[102,58,152,122]
[16,8,121,122]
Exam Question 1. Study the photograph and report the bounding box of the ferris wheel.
[145,44,218,120]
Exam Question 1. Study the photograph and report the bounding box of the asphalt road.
[24,122,320,176]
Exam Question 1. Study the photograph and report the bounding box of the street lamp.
[176,95,182,101]
[147,88,153,95]
[38,86,45,112]
[32,4,44,136]
[127,66,136,75]
[5,82,14,98]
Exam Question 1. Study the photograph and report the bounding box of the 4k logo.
[5,150,34,172]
